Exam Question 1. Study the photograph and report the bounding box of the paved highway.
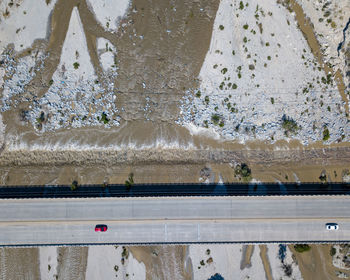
[0,196,349,245]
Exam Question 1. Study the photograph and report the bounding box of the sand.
[39,247,58,280]
[180,0,349,144]
[0,0,57,52]
[188,244,266,280]
[86,245,146,280]
[86,0,130,32]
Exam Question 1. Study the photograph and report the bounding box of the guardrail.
[1,240,350,248]
[0,182,349,198]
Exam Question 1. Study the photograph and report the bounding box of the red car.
[95,224,108,232]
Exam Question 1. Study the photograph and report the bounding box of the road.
[0,196,350,245]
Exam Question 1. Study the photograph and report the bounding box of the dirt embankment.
[0,146,349,185]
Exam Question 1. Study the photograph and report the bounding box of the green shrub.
[211,114,220,125]
[234,163,252,182]
[282,115,300,135]
[221,68,228,74]
[70,180,78,191]
[323,127,330,141]
[125,173,134,189]
[330,247,336,256]
[294,244,311,253]
[73,62,80,69]
[99,112,109,124]
[219,25,224,30]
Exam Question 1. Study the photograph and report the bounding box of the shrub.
[282,264,292,277]
[125,173,134,189]
[282,115,300,135]
[234,163,252,182]
[121,246,129,259]
[294,244,311,253]
[319,172,327,183]
[70,180,78,191]
[243,24,249,30]
[330,247,336,256]
[323,127,330,141]
[221,68,228,74]
[100,112,109,124]
[219,25,224,30]
[211,114,220,125]
[73,62,80,69]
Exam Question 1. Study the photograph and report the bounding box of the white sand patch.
[97,37,117,72]
[39,247,58,280]
[180,0,349,144]
[29,7,120,131]
[189,244,265,280]
[86,0,130,32]
[268,244,303,279]
[86,246,146,280]
[0,0,57,52]
[52,7,95,82]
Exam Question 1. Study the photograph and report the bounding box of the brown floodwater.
[0,0,349,185]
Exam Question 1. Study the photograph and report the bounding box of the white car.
[325,223,339,231]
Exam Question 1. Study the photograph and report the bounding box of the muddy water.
[0,248,40,280]
[129,246,192,280]
[1,0,350,185]
[288,0,349,117]
[240,245,254,269]
[259,245,273,280]
[56,247,88,280]
[290,244,349,280]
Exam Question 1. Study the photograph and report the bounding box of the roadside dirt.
[0,145,349,185]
